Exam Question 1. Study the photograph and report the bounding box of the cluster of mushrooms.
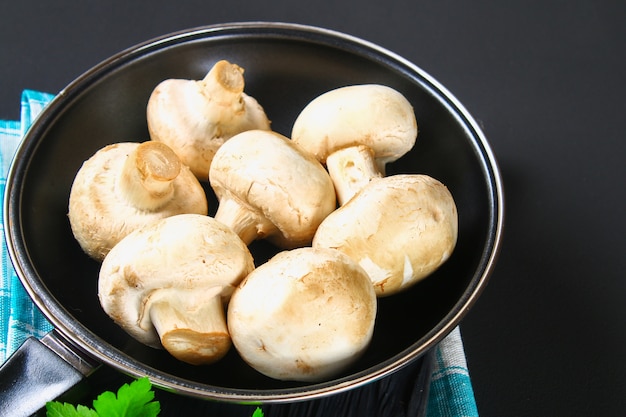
[68,60,458,382]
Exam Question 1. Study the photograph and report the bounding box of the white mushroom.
[68,141,208,261]
[292,84,456,296]
[209,129,336,249]
[291,84,417,205]
[227,247,377,381]
[98,214,255,365]
[147,60,271,180]
[313,175,458,297]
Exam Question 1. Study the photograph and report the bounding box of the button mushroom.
[208,129,336,249]
[147,60,271,180]
[291,84,417,205]
[292,84,457,296]
[227,247,377,381]
[313,174,458,297]
[68,141,208,261]
[98,214,255,365]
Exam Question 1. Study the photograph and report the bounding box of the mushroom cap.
[68,142,208,261]
[227,247,377,382]
[291,84,417,167]
[209,129,337,248]
[313,174,458,297]
[98,214,255,352]
[147,61,271,180]
[228,247,377,381]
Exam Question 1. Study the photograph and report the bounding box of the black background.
[1,1,625,416]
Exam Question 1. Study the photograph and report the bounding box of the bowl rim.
[4,21,505,402]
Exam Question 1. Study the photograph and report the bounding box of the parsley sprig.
[45,377,264,417]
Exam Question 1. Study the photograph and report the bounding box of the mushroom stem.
[118,141,181,211]
[148,288,231,365]
[201,60,245,108]
[325,145,383,205]
[213,193,277,245]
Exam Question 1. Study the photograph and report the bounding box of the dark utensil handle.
[0,330,99,417]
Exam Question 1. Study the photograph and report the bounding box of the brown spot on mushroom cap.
[294,359,314,374]
[123,265,142,289]
[313,174,458,297]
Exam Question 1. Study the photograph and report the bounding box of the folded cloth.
[426,327,479,417]
[0,90,479,417]
[0,90,55,364]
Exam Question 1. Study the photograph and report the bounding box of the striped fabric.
[427,327,479,417]
[0,90,55,363]
[0,90,479,416]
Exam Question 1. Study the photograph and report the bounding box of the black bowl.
[4,22,503,402]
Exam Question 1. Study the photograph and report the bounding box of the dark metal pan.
[1,22,503,415]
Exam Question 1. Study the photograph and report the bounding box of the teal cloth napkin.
[0,90,55,363]
[0,90,479,417]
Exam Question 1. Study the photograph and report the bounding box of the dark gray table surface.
[2,1,625,416]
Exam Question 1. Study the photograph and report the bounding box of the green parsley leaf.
[46,376,262,417]
[46,377,159,417]
[45,402,99,417]
[92,377,160,417]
